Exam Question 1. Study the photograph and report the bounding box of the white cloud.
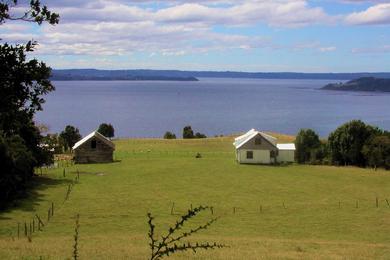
[345,3,390,25]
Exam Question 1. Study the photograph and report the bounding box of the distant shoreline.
[51,69,390,81]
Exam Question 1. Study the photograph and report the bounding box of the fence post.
[52,202,54,216]
[376,197,379,208]
[171,202,175,215]
[17,223,20,239]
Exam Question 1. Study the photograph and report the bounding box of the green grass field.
[1,136,390,259]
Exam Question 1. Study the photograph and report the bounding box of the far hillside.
[322,77,390,92]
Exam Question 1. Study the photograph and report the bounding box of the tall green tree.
[0,0,59,206]
[362,135,390,170]
[183,126,194,139]
[98,123,115,138]
[294,129,321,163]
[59,125,81,151]
[328,120,381,166]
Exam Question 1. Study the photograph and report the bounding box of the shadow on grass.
[0,176,73,214]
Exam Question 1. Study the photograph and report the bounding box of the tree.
[328,120,381,166]
[0,1,59,206]
[98,123,115,138]
[195,132,207,138]
[183,126,194,139]
[362,135,390,170]
[294,129,321,163]
[163,131,176,139]
[60,125,81,151]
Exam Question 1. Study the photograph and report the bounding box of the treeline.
[295,120,390,170]
[164,125,207,139]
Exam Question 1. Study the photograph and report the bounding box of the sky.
[1,0,390,72]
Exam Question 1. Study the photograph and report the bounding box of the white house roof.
[72,131,115,150]
[276,143,296,150]
[233,129,277,149]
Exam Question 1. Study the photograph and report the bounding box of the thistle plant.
[147,205,226,260]
[73,214,80,260]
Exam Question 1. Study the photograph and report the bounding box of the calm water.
[35,78,390,138]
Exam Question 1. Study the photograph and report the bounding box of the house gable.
[238,133,278,151]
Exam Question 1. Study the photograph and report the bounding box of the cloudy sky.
[1,0,390,72]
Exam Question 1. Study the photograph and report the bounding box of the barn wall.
[277,150,295,162]
[237,149,272,164]
[74,137,114,163]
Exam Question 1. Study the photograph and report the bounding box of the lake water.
[35,78,390,138]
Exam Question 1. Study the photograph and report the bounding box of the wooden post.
[171,202,175,215]
[376,197,379,208]
[17,223,20,239]
[24,222,27,236]
[283,202,287,209]
[190,203,193,210]
[29,222,32,236]
[36,214,44,229]
[386,199,390,208]
[210,207,214,215]
[52,202,54,216]
[32,219,35,233]
[233,207,236,214]
[63,168,66,177]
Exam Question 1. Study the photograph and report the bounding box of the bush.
[195,132,207,138]
[163,131,176,139]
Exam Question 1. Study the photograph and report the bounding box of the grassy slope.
[0,137,389,259]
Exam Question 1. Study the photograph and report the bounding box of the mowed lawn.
[1,136,390,259]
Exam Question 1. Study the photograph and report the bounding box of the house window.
[255,138,262,145]
[91,140,97,149]
[246,151,253,159]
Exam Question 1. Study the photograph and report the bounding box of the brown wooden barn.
[72,131,115,163]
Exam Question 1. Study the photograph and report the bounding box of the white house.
[233,129,295,164]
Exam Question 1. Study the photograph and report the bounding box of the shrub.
[195,132,207,138]
[164,131,176,139]
[362,135,390,170]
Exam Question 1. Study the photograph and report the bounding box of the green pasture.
[0,137,389,259]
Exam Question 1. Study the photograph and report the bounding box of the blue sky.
[1,0,390,72]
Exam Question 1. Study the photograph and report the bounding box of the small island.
[321,77,390,92]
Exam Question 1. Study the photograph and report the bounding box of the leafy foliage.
[195,132,207,138]
[163,131,176,139]
[182,126,194,139]
[295,129,321,163]
[147,205,226,260]
[98,123,115,138]
[328,120,381,166]
[0,0,59,25]
[362,135,390,170]
[0,1,59,206]
[59,125,81,151]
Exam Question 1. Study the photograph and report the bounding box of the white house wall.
[238,149,271,164]
[276,150,295,162]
